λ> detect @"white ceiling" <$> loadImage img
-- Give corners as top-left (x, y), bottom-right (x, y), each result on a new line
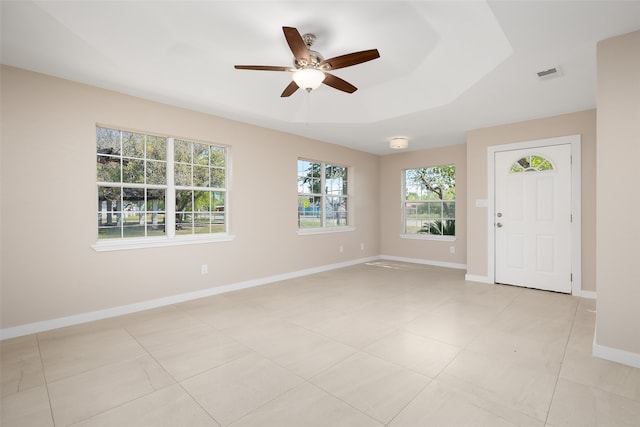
top-left (2, 1), bottom-right (639, 155)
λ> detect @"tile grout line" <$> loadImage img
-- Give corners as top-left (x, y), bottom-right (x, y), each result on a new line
top-left (123, 325), bottom-right (225, 427)
top-left (34, 333), bottom-right (56, 426)
top-left (543, 296), bottom-right (581, 425)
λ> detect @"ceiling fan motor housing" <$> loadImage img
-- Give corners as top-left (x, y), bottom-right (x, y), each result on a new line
top-left (295, 50), bottom-right (324, 69)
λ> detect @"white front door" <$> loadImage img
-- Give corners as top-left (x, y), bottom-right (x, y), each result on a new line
top-left (495, 144), bottom-right (572, 293)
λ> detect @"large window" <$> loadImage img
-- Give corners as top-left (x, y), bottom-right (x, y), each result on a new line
top-left (403, 165), bottom-right (455, 237)
top-left (96, 126), bottom-right (227, 247)
top-left (297, 159), bottom-right (349, 230)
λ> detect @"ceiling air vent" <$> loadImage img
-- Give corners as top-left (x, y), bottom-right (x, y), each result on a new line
top-left (536, 66), bottom-right (562, 80)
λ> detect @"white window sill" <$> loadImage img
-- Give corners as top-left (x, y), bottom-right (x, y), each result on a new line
top-left (401, 234), bottom-right (456, 242)
top-left (92, 234), bottom-right (236, 252)
top-left (297, 226), bottom-right (355, 236)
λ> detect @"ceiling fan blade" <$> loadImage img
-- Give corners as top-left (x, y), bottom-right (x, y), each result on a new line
top-left (281, 80), bottom-right (299, 97)
top-left (283, 26), bottom-right (311, 62)
top-left (322, 73), bottom-right (357, 93)
top-left (320, 49), bottom-right (380, 70)
top-left (234, 65), bottom-right (294, 72)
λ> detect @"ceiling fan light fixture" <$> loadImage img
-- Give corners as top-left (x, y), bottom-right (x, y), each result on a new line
top-left (390, 137), bottom-right (409, 150)
top-left (292, 68), bottom-right (325, 92)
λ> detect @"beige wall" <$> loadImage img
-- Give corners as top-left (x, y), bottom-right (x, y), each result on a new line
top-left (0, 66), bottom-right (380, 330)
top-left (595, 30), bottom-right (640, 356)
top-left (465, 110), bottom-right (597, 292)
top-left (379, 144), bottom-right (467, 266)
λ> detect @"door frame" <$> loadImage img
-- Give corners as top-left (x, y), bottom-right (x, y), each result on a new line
top-left (486, 135), bottom-right (581, 295)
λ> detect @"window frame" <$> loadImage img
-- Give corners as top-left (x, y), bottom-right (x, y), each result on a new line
top-left (297, 158), bottom-right (354, 235)
top-left (401, 165), bottom-right (456, 242)
top-left (93, 126), bottom-right (234, 252)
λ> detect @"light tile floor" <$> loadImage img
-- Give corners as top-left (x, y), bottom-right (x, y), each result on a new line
top-left (2, 261), bottom-right (640, 426)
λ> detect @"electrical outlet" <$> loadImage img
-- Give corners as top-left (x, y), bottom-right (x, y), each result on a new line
top-left (201, 264), bottom-right (208, 274)
top-left (360, 243), bottom-right (364, 250)
top-left (339, 245), bottom-right (344, 253)
top-left (449, 246), bottom-right (455, 254)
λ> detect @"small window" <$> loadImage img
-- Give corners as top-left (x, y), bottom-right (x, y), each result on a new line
top-left (298, 159), bottom-right (349, 230)
top-left (96, 126), bottom-right (228, 246)
top-left (510, 155), bottom-right (554, 173)
top-left (403, 166), bottom-right (455, 237)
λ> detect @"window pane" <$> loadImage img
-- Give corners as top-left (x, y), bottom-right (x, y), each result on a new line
top-left (193, 165), bottom-right (209, 187)
top-left (211, 168), bottom-right (225, 188)
top-left (145, 188), bottom-right (165, 236)
top-left (298, 160), bottom-right (320, 194)
top-left (97, 126), bottom-right (118, 145)
top-left (176, 212), bottom-right (193, 235)
top-left (212, 192), bottom-right (225, 232)
top-left (212, 192), bottom-right (225, 211)
top-left (193, 143), bottom-right (210, 166)
top-left (98, 217), bottom-right (121, 239)
top-left (325, 165), bottom-right (347, 196)
top-left (122, 221), bottom-right (144, 238)
top-left (210, 147), bottom-right (225, 167)
top-left (298, 195), bottom-right (321, 228)
top-left (176, 190), bottom-right (193, 212)
top-left (326, 176), bottom-right (341, 195)
top-left (123, 159), bottom-right (144, 183)
top-left (97, 158), bottom-right (121, 182)
top-left (122, 132), bottom-right (145, 158)
top-left (404, 203), bottom-right (426, 234)
top-left (146, 135), bottom-right (166, 161)
top-left (311, 178), bottom-right (321, 194)
top-left (539, 160), bottom-right (553, 171)
top-left (298, 177), bottom-right (312, 194)
top-left (309, 161), bottom-right (321, 178)
top-left (444, 201), bottom-right (455, 219)
top-left (510, 163), bottom-right (524, 173)
top-left (174, 163), bottom-right (191, 186)
top-left (145, 212), bottom-right (165, 236)
top-left (174, 139), bottom-right (191, 163)
top-left (530, 155), bottom-right (544, 169)
top-left (146, 160), bottom-right (166, 185)
top-left (123, 187), bottom-right (144, 206)
top-left (443, 220), bottom-right (455, 236)
top-left (146, 189), bottom-right (165, 211)
top-left (326, 197), bottom-right (348, 227)
top-left (98, 186), bottom-right (120, 239)
top-left (194, 191), bottom-right (212, 212)
top-left (193, 191), bottom-right (212, 233)
top-left (429, 202), bottom-right (442, 218)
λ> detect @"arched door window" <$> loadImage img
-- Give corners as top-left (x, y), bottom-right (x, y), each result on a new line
top-left (509, 155), bottom-right (555, 173)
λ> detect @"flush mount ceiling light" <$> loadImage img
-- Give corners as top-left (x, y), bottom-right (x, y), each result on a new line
top-left (389, 137), bottom-right (409, 149)
top-left (292, 67), bottom-right (326, 92)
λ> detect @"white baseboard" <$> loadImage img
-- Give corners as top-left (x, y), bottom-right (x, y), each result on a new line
top-left (464, 274), bottom-right (493, 284)
top-left (379, 255), bottom-right (466, 270)
top-left (593, 333), bottom-right (640, 369)
top-left (0, 256), bottom-right (379, 340)
top-left (578, 290), bottom-right (597, 299)
top-left (461, 275), bottom-right (598, 298)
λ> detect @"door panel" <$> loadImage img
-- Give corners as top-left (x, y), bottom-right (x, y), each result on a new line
top-left (495, 144), bottom-right (571, 293)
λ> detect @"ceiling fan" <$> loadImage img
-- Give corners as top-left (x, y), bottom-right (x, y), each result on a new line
top-left (234, 26), bottom-right (380, 97)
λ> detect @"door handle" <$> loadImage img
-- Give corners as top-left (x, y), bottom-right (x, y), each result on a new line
top-left (496, 223), bottom-right (503, 228)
